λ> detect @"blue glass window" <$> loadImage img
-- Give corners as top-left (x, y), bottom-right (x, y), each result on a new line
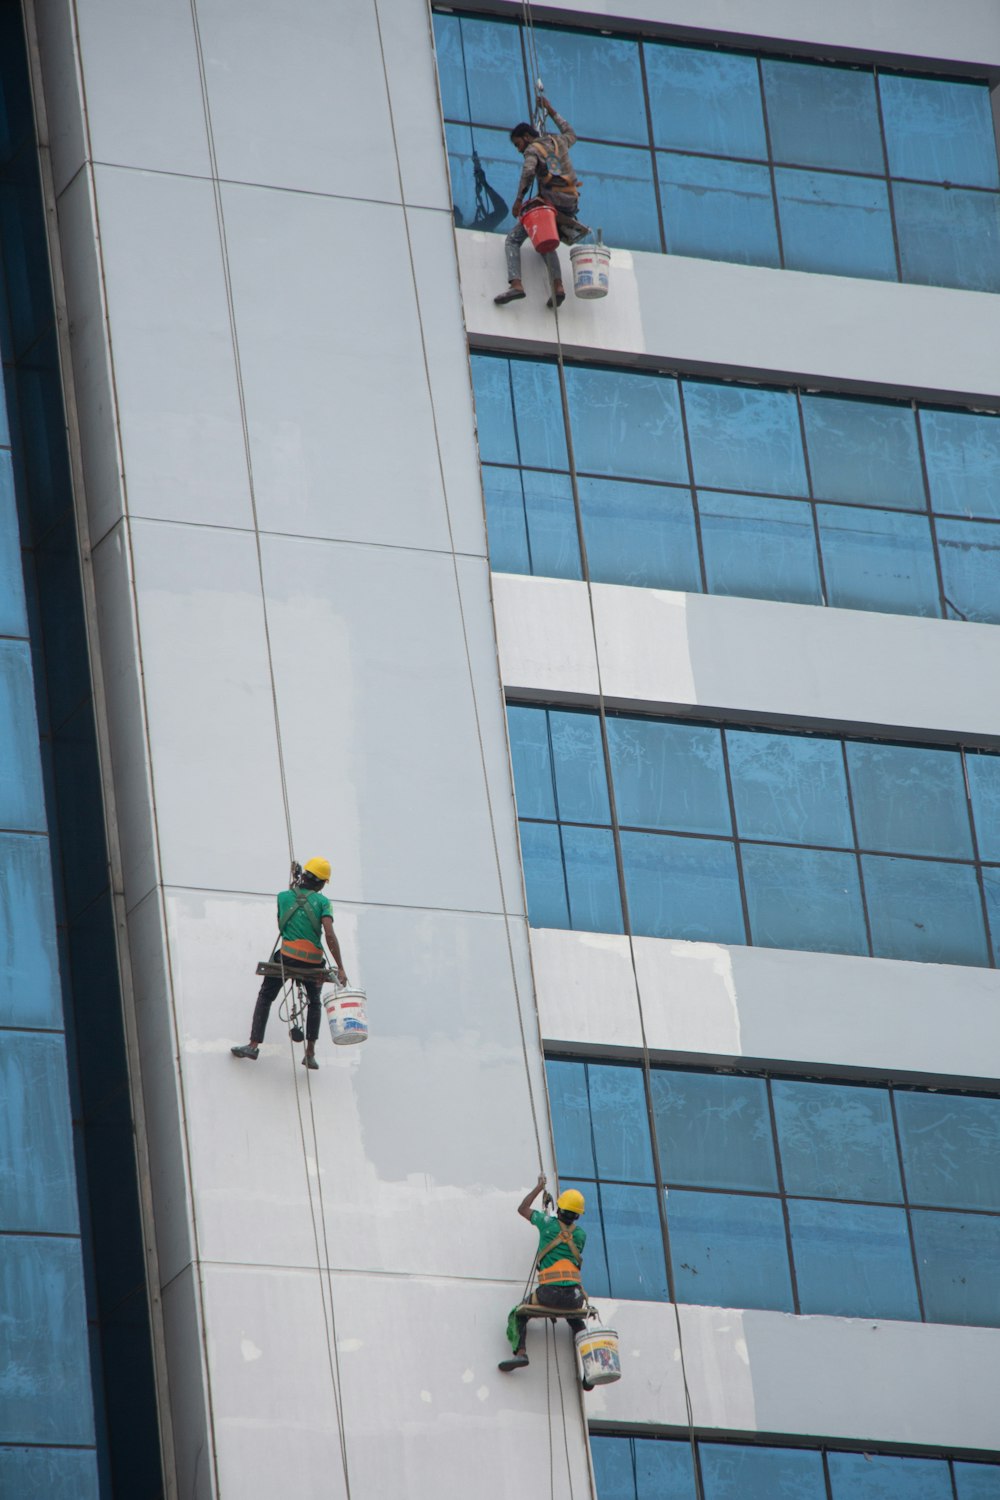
top-left (742, 844), bottom-right (866, 956)
top-left (565, 367), bottom-right (687, 484)
top-left (967, 754), bottom-right (1000, 862)
top-left (789, 1199), bottom-right (920, 1319)
top-left (763, 60), bottom-right (883, 174)
top-left (0, 1450), bottom-right (99, 1500)
top-left (776, 168), bottom-right (897, 281)
top-left (0, 1034), bottom-right (79, 1234)
top-left (509, 360), bottom-right (568, 470)
top-left (0, 832), bottom-right (62, 1030)
top-left (561, 825), bottom-right (623, 933)
top-left (569, 140), bottom-right (662, 253)
top-left (606, 719), bottom-right (730, 835)
top-left (727, 730), bottom-right (852, 846)
top-left (518, 821), bottom-right (569, 928)
top-left (667, 1189), bottom-right (793, 1311)
top-left (591, 1183), bottom-right (667, 1300)
top-left (863, 855), bottom-right (988, 967)
top-left (482, 467), bottom-right (580, 578)
top-left (433, 14), bottom-right (527, 129)
top-left (547, 1059), bottom-right (596, 1179)
top-left (698, 491), bottom-right (822, 606)
top-left (444, 123), bottom-right (518, 235)
top-left (879, 74), bottom-right (1000, 189)
top-left (549, 709), bottom-right (609, 823)
top-left (470, 353), bottom-right (517, 465)
top-left (683, 382), bottom-right (807, 495)
top-left (847, 742), bottom-right (972, 858)
top-left (818, 506), bottom-right (940, 618)
top-left (921, 408), bottom-right (1000, 520)
top-left (0, 1237), bottom-right (95, 1444)
top-left (895, 1092), bottom-right (1000, 1212)
top-left (659, 154), bottom-right (779, 267)
top-left (984, 869), bottom-right (1000, 968)
top-left (911, 1210), bottom-right (1000, 1327)
top-left (620, 831), bottom-right (745, 944)
top-left (588, 1063), bottom-right (654, 1182)
top-left (507, 705), bottom-right (556, 819)
top-left (894, 182), bottom-right (1000, 294)
top-left (956, 1463), bottom-right (1000, 1500)
top-left (533, 27), bottom-right (646, 144)
top-left (772, 1080), bottom-right (902, 1201)
top-left (801, 395), bottom-right (923, 508)
top-left (651, 1071), bottom-right (777, 1192)
top-left (0, 452), bottom-right (27, 636)
top-left (828, 1452), bottom-right (955, 1500)
top-left (0, 640), bottom-right (46, 832)
top-left (700, 1443), bottom-right (825, 1500)
top-left (579, 478), bottom-right (701, 591)
top-left (936, 519), bottom-right (1000, 624)
top-left (646, 44), bottom-right (767, 159)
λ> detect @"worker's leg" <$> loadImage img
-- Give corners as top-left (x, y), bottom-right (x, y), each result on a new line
top-left (302, 978), bottom-right (324, 1069)
top-left (495, 224), bottom-right (528, 304)
top-left (543, 250), bottom-right (565, 307)
top-left (498, 1309), bottom-right (531, 1370)
top-left (249, 975), bottom-right (281, 1043)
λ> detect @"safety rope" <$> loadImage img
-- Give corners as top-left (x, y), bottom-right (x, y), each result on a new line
top-left (186, 4), bottom-right (353, 1493)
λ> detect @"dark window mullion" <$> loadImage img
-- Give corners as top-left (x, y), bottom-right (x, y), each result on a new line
top-left (675, 378), bottom-right (709, 594)
top-left (913, 403), bottom-right (953, 622)
top-left (839, 740), bottom-right (875, 957)
top-left (887, 1085), bottom-right (928, 1322)
top-left (795, 389), bottom-right (830, 606)
top-left (821, 1449), bottom-right (835, 1500)
top-left (718, 728), bottom-right (754, 946)
top-left (959, 746), bottom-right (997, 970)
top-left (765, 1077), bottom-right (802, 1314)
top-left (873, 68), bottom-right (905, 284)
top-left (755, 56), bottom-right (786, 268)
top-left (637, 41), bottom-right (669, 255)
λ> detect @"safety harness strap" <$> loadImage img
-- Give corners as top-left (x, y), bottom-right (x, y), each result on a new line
top-left (278, 890), bottom-right (323, 940)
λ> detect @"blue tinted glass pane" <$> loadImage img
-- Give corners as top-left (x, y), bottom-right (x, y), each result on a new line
top-left (699, 491), bottom-right (822, 606)
top-left (651, 1070), bottom-right (778, 1191)
top-left (0, 1449), bottom-right (99, 1500)
top-left (658, 154), bottom-right (780, 268)
top-left (622, 832), bottom-right (745, 943)
top-left (789, 1199), bottom-right (919, 1319)
top-left (817, 505), bottom-right (940, 618)
top-left (829, 1451), bottom-right (954, 1500)
top-left (848, 743), bottom-right (971, 858)
top-left (880, 74), bottom-right (999, 189)
top-left (701, 1443), bottom-right (825, 1500)
top-left (589, 1063), bottom-right (654, 1182)
top-left (742, 844), bottom-right (867, 956)
top-left (956, 1463), bottom-right (1000, 1500)
top-left (607, 719), bottom-right (730, 835)
top-left (483, 468), bottom-right (580, 580)
top-left (471, 355), bottom-right (517, 465)
top-left (577, 1183), bottom-right (611, 1297)
top-left (569, 141), bottom-right (662, 254)
top-left (0, 833), bottom-right (61, 1030)
top-left (633, 1438), bottom-right (697, 1500)
top-left (912, 1209), bottom-right (1000, 1326)
top-left (763, 60), bottom-right (882, 173)
top-left (546, 1059), bottom-right (595, 1178)
top-left (683, 382), bottom-right (807, 494)
top-left (937, 519), bottom-right (1000, 624)
top-left (580, 478), bottom-right (702, 591)
top-left (893, 183), bottom-right (1000, 294)
top-left (519, 821), bottom-right (569, 927)
top-left (727, 729), bottom-right (852, 846)
top-left (600, 1183), bottom-right (669, 1300)
top-left (510, 360), bottom-right (569, 470)
top-left (646, 44), bottom-right (766, 158)
top-left (590, 1436), bottom-right (636, 1500)
top-left (985, 868), bottom-right (1000, 967)
top-left (776, 169), bottom-right (897, 281)
top-left (507, 705), bottom-right (555, 818)
top-left (0, 1236), bottom-right (94, 1443)
top-left (0, 452), bottom-right (27, 635)
top-left (862, 855), bottom-right (988, 966)
top-left (773, 1080), bottom-right (901, 1201)
top-left (565, 367), bottom-right (687, 484)
top-left (896, 1091), bottom-right (1000, 1212)
top-left (967, 754), bottom-right (1000, 861)
top-left (433, 14), bottom-right (527, 126)
top-left (921, 408), bottom-right (1000, 520)
top-left (533, 27), bottom-right (646, 143)
top-left (562, 825), bottom-right (623, 933)
top-left (482, 467), bottom-right (529, 574)
top-left (801, 394), bottom-right (922, 508)
top-left (445, 123), bottom-right (518, 236)
top-left (0, 640), bottom-right (46, 830)
top-left (549, 710), bottom-right (609, 823)
top-left (667, 1190), bottom-right (793, 1311)
top-left (0, 1034), bottom-right (78, 1233)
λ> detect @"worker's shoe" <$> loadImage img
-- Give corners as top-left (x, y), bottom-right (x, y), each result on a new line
top-left (494, 280), bottom-right (526, 305)
top-left (546, 280), bottom-right (566, 309)
top-left (581, 1378), bottom-right (594, 1392)
top-left (498, 1352), bottom-right (529, 1372)
top-left (302, 1051), bottom-right (319, 1070)
top-left (231, 1044), bottom-right (260, 1061)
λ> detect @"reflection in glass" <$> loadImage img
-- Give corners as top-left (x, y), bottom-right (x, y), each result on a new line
top-left (659, 154), bottom-right (780, 267)
top-left (0, 641), bottom-right (47, 831)
top-left (445, 123), bottom-right (519, 236)
top-left (968, 753), bottom-right (1000, 862)
top-left (518, 821), bottom-right (569, 928)
top-left (600, 1183), bottom-right (668, 1300)
top-left (509, 359), bottom-right (570, 470)
top-left (828, 1451), bottom-right (955, 1500)
top-left (666, 1189), bottom-right (793, 1311)
top-left (580, 477), bottom-right (702, 591)
top-left (847, 742), bottom-right (971, 858)
top-left (589, 1062), bottom-right (655, 1182)
top-left (700, 1442), bottom-right (825, 1500)
top-left (985, 869), bottom-right (1000, 967)
top-left (698, 491), bottom-right (822, 606)
top-left (507, 705), bottom-right (556, 819)
top-left (911, 1209), bottom-right (1000, 1327)
top-left (895, 1091), bottom-right (1000, 1212)
top-left (879, 74), bottom-right (1000, 190)
top-left (549, 709), bottom-right (610, 824)
top-left (470, 354), bottom-right (517, 465)
top-left (546, 1059), bottom-right (596, 1179)
top-left (566, 367), bottom-right (687, 483)
top-left (621, 832), bottom-right (745, 943)
top-left (955, 1462), bottom-right (1000, 1500)
top-left (920, 407), bottom-right (1000, 521)
top-left (862, 855), bottom-right (988, 966)
top-left (482, 467), bottom-right (580, 579)
top-left (651, 1070), bottom-right (778, 1192)
top-left (817, 505), bottom-right (940, 618)
top-left (773, 1079), bottom-right (902, 1201)
top-left (801, 394), bottom-right (922, 508)
top-left (893, 183), bottom-right (1000, 295)
top-left (569, 140), bottom-right (662, 254)
top-left (533, 26), bottom-right (646, 143)
top-left (763, 59), bottom-right (882, 173)
top-left (776, 167), bottom-right (897, 281)
top-left (683, 381), bottom-right (807, 494)
top-left (607, 719), bottom-right (730, 835)
top-left (562, 825), bottom-right (623, 933)
top-left (742, 843), bottom-right (867, 956)
top-left (433, 13), bottom-right (527, 128)
top-left (789, 1199), bottom-right (919, 1319)
top-left (646, 43), bottom-right (767, 159)
top-left (727, 729), bottom-right (852, 846)
top-left (937, 519), bottom-right (1000, 624)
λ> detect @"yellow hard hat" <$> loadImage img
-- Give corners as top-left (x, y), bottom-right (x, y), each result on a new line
top-left (557, 1189), bottom-right (585, 1215)
top-left (303, 856), bottom-right (331, 882)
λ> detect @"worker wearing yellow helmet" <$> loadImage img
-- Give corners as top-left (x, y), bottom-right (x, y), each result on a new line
top-left (232, 858), bottom-right (347, 1070)
top-left (499, 1174), bottom-right (588, 1374)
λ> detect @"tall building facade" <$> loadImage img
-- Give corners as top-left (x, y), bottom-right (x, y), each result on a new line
top-left (6, 0), bottom-right (1000, 1495)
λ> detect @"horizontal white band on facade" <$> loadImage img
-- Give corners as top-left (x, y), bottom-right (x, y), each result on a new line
top-left (457, 230), bottom-right (1000, 408)
top-left (586, 1297), bottom-right (1000, 1451)
top-left (493, 573), bottom-right (1000, 744)
top-left (532, 926), bottom-right (1000, 1082)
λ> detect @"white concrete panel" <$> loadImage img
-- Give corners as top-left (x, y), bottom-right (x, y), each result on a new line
top-left (160, 1264), bottom-right (215, 1500)
top-left (534, 927), bottom-right (1000, 1081)
top-left (33, 0), bottom-right (87, 199)
top-left (495, 575), bottom-right (1000, 741)
top-left (69, 0), bottom-right (211, 177)
top-left (127, 519), bottom-right (290, 895)
top-left (90, 166), bottom-right (252, 532)
top-left (202, 1264), bottom-right (592, 1500)
top-left (90, 524), bottom-right (159, 914)
top-left (261, 533), bottom-right (521, 914)
top-left (165, 889), bottom-right (550, 1278)
top-left (591, 1300), bottom-right (1000, 1453)
top-left (374, 0), bottom-right (454, 212)
top-left (536, 0), bottom-right (1000, 68)
top-left (458, 232), bottom-right (1000, 405)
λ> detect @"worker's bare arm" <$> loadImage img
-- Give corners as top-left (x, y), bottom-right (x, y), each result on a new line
top-left (322, 915), bottom-right (348, 985)
top-left (517, 1173), bottom-right (547, 1220)
top-left (539, 96), bottom-right (576, 145)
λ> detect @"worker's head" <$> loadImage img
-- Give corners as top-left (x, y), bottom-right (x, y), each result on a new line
top-left (510, 122), bottom-right (538, 153)
top-left (301, 855), bottom-right (331, 890)
top-left (556, 1188), bottom-right (585, 1224)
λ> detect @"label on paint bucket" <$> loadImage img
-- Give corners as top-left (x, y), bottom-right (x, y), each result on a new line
top-left (324, 988), bottom-right (369, 1046)
top-left (575, 1326), bottom-right (622, 1385)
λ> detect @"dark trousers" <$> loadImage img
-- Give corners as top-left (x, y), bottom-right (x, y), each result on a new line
top-left (250, 963), bottom-right (324, 1044)
top-left (515, 1284), bottom-right (586, 1350)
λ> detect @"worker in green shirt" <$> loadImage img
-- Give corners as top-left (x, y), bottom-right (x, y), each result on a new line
top-left (231, 857), bottom-right (347, 1070)
top-left (499, 1174), bottom-right (588, 1372)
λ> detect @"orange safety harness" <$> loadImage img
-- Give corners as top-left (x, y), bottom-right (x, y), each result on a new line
top-left (537, 1222), bottom-right (584, 1285)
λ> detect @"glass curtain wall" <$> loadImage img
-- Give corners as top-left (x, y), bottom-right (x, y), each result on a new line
top-left (435, 10), bottom-right (1000, 292)
top-left (473, 352), bottom-right (1000, 625)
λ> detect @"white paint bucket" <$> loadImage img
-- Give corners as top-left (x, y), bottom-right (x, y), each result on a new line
top-left (570, 242), bottom-right (610, 299)
top-left (574, 1326), bottom-right (621, 1385)
top-left (324, 986), bottom-right (369, 1046)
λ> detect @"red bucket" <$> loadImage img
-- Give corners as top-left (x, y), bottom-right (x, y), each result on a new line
top-left (521, 203), bottom-right (559, 256)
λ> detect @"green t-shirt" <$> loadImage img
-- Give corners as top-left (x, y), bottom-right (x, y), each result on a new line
top-left (531, 1209), bottom-right (586, 1285)
top-left (276, 888), bottom-right (332, 961)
